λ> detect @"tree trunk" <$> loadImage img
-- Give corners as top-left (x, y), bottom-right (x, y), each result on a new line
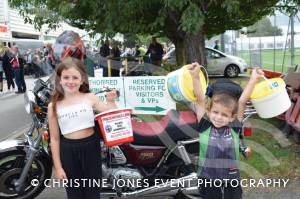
top-left (174, 31), bottom-right (207, 67)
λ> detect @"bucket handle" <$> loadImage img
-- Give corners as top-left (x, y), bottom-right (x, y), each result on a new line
top-left (200, 66), bottom-right (209, 86)
top-left (262, 75), bottom-right (278, 90)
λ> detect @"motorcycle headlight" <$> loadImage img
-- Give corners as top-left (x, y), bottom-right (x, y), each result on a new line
top-left (37, 89), bottom-right (51, 104)
top-left (24, 91), bottom-right (36, 114)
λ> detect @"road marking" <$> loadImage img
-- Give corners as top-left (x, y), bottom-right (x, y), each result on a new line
top-left (0, 123), bottom-right (31, 142)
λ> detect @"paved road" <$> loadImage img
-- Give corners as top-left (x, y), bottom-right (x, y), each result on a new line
top-left (0, 78), bottom-right (36, 141)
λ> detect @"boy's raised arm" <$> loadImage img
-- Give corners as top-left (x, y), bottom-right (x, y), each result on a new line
top-left (189, 63), bottom-right (206, 122)
top-left (238, 67), bottom-right (264, 121)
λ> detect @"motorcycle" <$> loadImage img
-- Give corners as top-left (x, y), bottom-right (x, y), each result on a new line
top-left (0, 77), bottom-right (254, 199)
top-left (0, 78), bottom-right (52, 198)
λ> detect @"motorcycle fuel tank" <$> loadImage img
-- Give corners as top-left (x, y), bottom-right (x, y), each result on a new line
top-left (120, 144), bottom-right (166, 166)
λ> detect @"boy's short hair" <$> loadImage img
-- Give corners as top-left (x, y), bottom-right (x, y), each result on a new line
top-left (209, 91), bottom-right (238, 114)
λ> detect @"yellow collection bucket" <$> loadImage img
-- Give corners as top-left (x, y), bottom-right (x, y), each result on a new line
top-left (250, 78), bottom-right (291, 118)
top-left (166, 65), bottom-right (208, 103)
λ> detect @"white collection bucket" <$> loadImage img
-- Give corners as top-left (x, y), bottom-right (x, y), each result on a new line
top-left (251, 78), bottom-right (291, 118)
top-left (95, 109), bottom-right (133, 147)
top-left (166, 65), bottom-right (208, 103)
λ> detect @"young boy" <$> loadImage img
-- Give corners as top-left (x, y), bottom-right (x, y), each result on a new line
top-left (189, 63), bottom-right (264, 199)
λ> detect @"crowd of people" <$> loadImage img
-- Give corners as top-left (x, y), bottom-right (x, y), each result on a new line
top-left (0, 42), bottom-right (56, 95)
top-left (0, 35), bottom-right (175, 95)
top-left (0, 44), bottom-right (25, 95)
top-left (98, 36), bottom-right (174, 76)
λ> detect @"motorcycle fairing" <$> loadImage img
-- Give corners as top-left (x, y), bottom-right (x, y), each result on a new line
top-left (0, 139), bottom-right (26, 153)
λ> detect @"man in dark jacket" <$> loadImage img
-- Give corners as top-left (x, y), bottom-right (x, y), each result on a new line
top-left (99, 40), bottom-right (110, 77)
top-left (107, 43), bottom-right (121, 77)
top-left (145, 37), bottom-right (164, 66)
top-left (11, 46), bottom-right (26, 94)
top-left (100, 40), bottom-right (110, 58)
top-left (1, 47), bottom-right (15, 92)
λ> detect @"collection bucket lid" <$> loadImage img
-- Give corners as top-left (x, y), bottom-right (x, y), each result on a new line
top-left (250, 78), bottom-right (285, 100)
top-left (95, 108), bottom-right (132, 118)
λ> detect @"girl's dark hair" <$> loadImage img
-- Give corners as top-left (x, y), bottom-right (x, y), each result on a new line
top-left (51, 57), bottom-right (90, 115)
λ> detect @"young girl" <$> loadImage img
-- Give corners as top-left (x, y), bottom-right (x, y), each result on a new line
top-left (48, 57), bottom-right (118, 199)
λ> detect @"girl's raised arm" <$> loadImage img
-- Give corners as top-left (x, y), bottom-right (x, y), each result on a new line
top-left (90, 91), bottom-right (118, 113)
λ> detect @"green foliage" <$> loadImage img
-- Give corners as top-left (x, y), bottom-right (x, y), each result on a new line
top-left (137, 35), bottom-right (153, 46)
top-left (276, 0), bottom-right (300, 15)
top-left (179, 3), bottom-right (204, 35)
top-left (247, 17), bottom-right (283, 37)
top-left (10, 0), bottom-right (300, 64)
top-left (123, 34), bottom-right (139, 48)
top-left (221, 0), bottom-right (240, 14)
top-left (8, 0), bottom-right (283, 38)
top-left (8, 0), bottom-right (62, 31)
top-left (165, 0), bottom-right (188, 10)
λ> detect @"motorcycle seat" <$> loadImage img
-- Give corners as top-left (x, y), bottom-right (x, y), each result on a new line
top-left (131, 110), bottom-right (199, 146)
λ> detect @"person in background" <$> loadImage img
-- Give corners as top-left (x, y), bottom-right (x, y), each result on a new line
top-left (190, 63), bottom-right (264, 199)
top-left (145, 36), bottom-right (164, 66)
top-left (107, 42), bottom-right (121, 77)
top-left (0, 48), bottom-right (3, 94)
top-left (213, 40), bottom-right (220, 50)
top-left (48, 57), bottom-right (118, 199)
top-left (100, 40), bottom-right (110, 58)
top-left (24, 49), bottom-right (33, 75)
top-left (45, 43), bottom-right (55, 69)
top-left (32, 49), bottom-right (43, 78)
top-left (11, 46), bottom-right (26, 94)
top-left (134, 45), bottom-right (141, 57)
top-left (99, 39), bottom-right (110, 77)
top-left (1, 47), bottom-right (15, 92)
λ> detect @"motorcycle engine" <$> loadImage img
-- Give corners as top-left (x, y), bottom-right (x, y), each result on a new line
top-left (101, 142), bottom-right (127, 165)
top-left (102, 163), bottom-right (144, 191)
top-left (101, 143), bottom-right (143, 184)
top-left (110, 167), bottom-right (143, 181)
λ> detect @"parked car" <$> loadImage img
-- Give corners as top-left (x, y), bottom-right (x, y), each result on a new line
top-left (163, 47), bottom-right (249, 77)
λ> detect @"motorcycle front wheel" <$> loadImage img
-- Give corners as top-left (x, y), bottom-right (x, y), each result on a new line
top-left (0, 149), bottom-right (52, 199)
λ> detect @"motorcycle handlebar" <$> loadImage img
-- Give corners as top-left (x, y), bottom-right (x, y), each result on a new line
top-left (95, 88), bottom-right (120, 97)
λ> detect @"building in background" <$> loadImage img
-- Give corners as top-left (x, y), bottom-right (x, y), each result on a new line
top-left (0, 0), bottom-right (91, 46)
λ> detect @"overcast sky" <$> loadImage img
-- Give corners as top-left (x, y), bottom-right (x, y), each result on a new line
top-left (269, 11), bottom-right (300, 34)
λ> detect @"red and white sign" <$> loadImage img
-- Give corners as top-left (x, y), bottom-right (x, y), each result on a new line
top-left (0, 25), bottom-right (8, 33)
top-left (95, 109), bottom-right (133, 147)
